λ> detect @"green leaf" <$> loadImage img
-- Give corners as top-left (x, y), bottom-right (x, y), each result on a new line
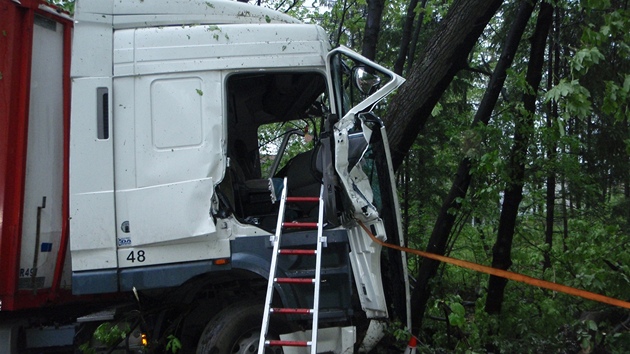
top-left (581, 337), bottom-right (591, 351)
top-left (448, 302), bottom-right (466, 327)
top-left (166, 335), bottom-right (182, 353)
top-left (571, 47), bottom-right (605, 74)
top-left (587, 320), bottom-right (598, 331)
top-left (431, 103), bottom-right (443, 117)
top-left (545, 79), bottom-right (574, 102)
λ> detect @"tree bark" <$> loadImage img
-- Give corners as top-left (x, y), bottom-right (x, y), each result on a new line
top-left (385, 0), bottom-right (504, 171)
top-left (362, 0), bottom-right (387, 61)
top-left (405, 0), bottom-right (427, 73)
top-left (407, 0), bottom-right (535, 334)
top-left (485, 1), bottom-right (553, 315)
top-left (393, 0), bottom-right (427, 75)
top-left (544, 5), bottom-right (560, 272)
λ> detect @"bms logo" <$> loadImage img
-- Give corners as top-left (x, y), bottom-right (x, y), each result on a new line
top-left (118, 237), bottom-right (132, 246)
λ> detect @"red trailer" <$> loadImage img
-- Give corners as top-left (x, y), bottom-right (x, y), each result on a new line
top-left (0, 0), bottom-right (73, 312)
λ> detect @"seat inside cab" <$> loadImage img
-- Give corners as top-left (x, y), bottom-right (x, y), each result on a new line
top-left (217, 71), bottom-right (328, 230)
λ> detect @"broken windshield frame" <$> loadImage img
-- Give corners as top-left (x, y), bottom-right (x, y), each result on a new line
top-left (326, 46), bottom-right (404, 119)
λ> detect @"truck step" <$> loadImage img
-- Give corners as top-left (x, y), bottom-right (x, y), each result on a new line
top-left (274, 277), bottom-right (315, 284)
top-left (270, 307), bottom-right (313, 314)
top-left (283, 222), bottom-right (318, 229)
top-left (286, 196), bottom-right (319, 203)
top-left (266, 340), bottom-right (311, 347)
top-left (278, 249), bottom-right (317, 255)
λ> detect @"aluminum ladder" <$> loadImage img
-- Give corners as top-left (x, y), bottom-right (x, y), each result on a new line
top-left (258, 177), bottom-right (325, 354)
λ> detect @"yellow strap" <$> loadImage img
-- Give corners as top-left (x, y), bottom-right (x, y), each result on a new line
top-left (357, 221), bottom-right (630, 310)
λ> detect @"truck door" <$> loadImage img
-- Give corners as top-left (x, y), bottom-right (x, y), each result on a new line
top-left (325, 47), bottom-right (412, 326)
top-left (112, 28), bottom-right (225, 267)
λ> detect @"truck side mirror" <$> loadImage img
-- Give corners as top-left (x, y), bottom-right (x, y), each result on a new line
top-left (353, 67), bottom-right (381, 95)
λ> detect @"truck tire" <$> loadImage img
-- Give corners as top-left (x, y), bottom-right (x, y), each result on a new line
top-left (196, 301), bottom-right (287, 354)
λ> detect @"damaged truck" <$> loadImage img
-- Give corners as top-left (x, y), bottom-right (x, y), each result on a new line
top-left (0, 0), bottom-right (410, 352)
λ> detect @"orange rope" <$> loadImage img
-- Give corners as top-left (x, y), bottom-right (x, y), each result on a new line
top-left (357, 221), bottom-right (630, 310)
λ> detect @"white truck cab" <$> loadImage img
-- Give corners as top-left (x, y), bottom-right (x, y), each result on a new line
top-left (24, 0), bottom-right (410, 352)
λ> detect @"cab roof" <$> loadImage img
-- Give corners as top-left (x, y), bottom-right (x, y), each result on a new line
top-left (75, 0), bottom-right (300, 29)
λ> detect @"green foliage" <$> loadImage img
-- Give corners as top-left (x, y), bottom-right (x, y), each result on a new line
top-left (78, 342), bottom-right (96, 354)
top-left (79, 322), bottom-right (132, 353)
top-left (257, 120), bottom-right (316, 177)
top-left (447, 301), bottom-right (465, 328)
top-left (46, 0), bottom-right (74, 14)
top-left (571, 47), bottom-right (605, 75)
top-left (166, 334), bottom-right (182, 353)
top-left (93, 322), bottom-right (131, 347)
top-left (545, 79), bottom-right (592, 118)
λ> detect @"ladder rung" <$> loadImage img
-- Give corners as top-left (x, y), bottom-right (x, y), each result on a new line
top-left (283, 222), bottom-right (318, 229)
top-left (266, 340), bottom-right (311, 347)
top-left (275, 277), bottom-right (315, 284)
top-left (278, 249), bottom-right (317, 255)
top-left (259, 179), bottom-right (324, 354)
top-left (286, 196), bottom-right (320, 203)
top-left (271, 307), bottom-right (313, 315)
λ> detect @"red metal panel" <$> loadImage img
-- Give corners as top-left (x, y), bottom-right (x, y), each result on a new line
top-left (49, 4), bottom-right (73, 303)
top-left (0, 0), bottom-right (73, 311)
top-left (0, 0), bottom-right (35, 312)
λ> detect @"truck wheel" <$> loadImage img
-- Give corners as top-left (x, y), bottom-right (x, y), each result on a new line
top-left (196, 301), bottom-right (287, 354)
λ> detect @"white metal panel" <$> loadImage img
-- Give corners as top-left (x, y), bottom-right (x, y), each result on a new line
top-left (115, 178), bottom-right (216, 246)
top-left (112, 37), bottom-right (224, 252)
top-left (279, 326), bottom-right (356, 354)
top-left (132, 74), bottom-right (224, 188)
top-left (113, 25), bottom-right (328, 77)
top-left (151, 78), bottom-right (204, 149)
top-left (116, 231), bottom-right (230, 268)
top-left (71, 12), bottom-right (113, 78)
top-left (19, 16), bottom-right (65, 289)
top-left (112, 29), bottom-right (134, 79)
top-left (346, 223), bottom-right (388, 319)
top-left (69, 76), bottom-right (117, 271)
top-left (325, 46), bottom-right (405, 119)
top-left (111, 76), bottom-right (135, 191)
top-left (74, 0), bottom-right (113, 17)
top-left (70, 1), bottom-right (117, 274)
top-left (75, 0), bottom-right (298, 30)
top-left (109, 0), bottom-right (299, 29)
top-left (70, 247), bottom-right (118, 271)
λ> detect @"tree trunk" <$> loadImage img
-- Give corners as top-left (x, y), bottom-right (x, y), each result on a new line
top-left (405, 0), bottom-right (427, 73)
top-left (544, 5), bottom-right (560, 272)
top-left (485, 1), bottom-right (553, 315)
top-left (408, 0), bottom-right (535, 334)
top-left (385, 0), bottom-right (504, 171)
top-left (362, 0), bottom-right (386, 61)
top-left (393, 0), bottom-right (427, 75)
